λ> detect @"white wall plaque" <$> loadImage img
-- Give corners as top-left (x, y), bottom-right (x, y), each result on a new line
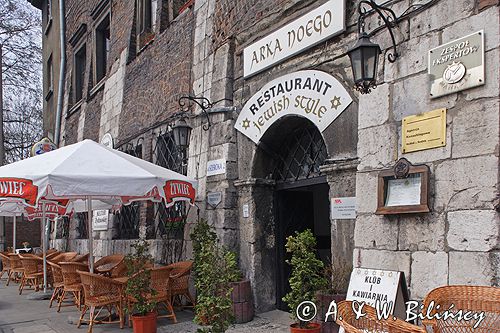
top-left (242, 204), bottom-right (249, 218)
top-left (207, 191), bottom-right (222, 208)
top-left (100, 133), bottom-right (114, 149)
top-left (428, 30), bottom-right (484, 98)
top-left (243, 0), bottom-right (345, 78)
top-left (207, 159), bottom-right (226, 176)
top-left (235, 70), bottom-right (352, 144)
top-left (92, 210), bottom-right (109, 231)
top-left (331, 197), bottom-right (356, 219)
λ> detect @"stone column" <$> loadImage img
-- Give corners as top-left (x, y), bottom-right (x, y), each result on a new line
top-left (235, 178), bottom-right (276, 313)
top-left (320, 158), bottom-right (359, 268)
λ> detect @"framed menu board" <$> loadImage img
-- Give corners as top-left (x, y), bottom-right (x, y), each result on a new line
top-left (376, 158), bottom-right (430, 215)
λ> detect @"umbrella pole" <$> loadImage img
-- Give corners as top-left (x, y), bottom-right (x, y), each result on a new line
top-left (12, 215), bottom-right (16, 252)
top-left (42, 202), bottom-right (48, 293)
top-left (87, 198), bottom-right (94, 273)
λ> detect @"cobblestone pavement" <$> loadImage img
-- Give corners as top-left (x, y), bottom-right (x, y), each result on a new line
top-left (0, 280), bottom-right (291, 333)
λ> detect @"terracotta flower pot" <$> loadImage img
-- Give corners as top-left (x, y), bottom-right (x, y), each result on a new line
top-left (290, 322), bottom-right (321, 333)
top-left (131, 312), bottom-right (157, 333)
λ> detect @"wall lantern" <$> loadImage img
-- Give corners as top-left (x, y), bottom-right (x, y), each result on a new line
top-left (171, 115), bottom-right (192, 150)
top-left (348, 0), bottom-right (400, 94)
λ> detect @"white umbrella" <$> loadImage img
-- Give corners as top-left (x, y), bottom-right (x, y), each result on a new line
top-left (0, 139), bottom-right (197, 278)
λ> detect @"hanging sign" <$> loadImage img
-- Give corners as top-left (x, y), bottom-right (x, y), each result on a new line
top-left (346, 268), bottom-right (410, 322)
top-left (92, 210), bottom-right (109, 231)
top-left (428, 30), bottom-right (484, 98)
top-left (207, 159), bottom-right (226, 176)
top-left (243, 0), bottom-right (345, 77)
top-left (31, 137), bottom-right (57, 156)
top-left (236, 70), bottom-right (352, 144)
top-left (331, 197), bottom-right (356, 219)
top-left (0, 178), bottom-right (38, 206)
top-left (100, 133), bottom-right (114, 149)
top-left (402, 108), bottom-right (446, 153)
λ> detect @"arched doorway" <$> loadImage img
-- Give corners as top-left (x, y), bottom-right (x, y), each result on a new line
top-left (253, 116), bottom-right (331, 310)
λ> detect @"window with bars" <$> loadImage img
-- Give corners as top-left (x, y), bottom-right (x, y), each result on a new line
top-left (75, 212), bottom-right (88, 239)
top-left (272, 125), bottom-right (327, 182)
top-left (151, 132), bottom-right (188, 244)
top-left (113, 141), bottom-right (143, 240)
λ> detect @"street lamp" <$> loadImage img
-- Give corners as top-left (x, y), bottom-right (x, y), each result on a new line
top-left (347, 0), bottom-right (400, 94)
top-left (171, 116), bottom-right (192, 150)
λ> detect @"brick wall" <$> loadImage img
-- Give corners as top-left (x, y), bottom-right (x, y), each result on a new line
top-left (4, 217), bottom-right (42, 249)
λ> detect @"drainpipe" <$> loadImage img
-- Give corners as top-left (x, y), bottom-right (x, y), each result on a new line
top-left (55, 0), bottom-right (66, 146)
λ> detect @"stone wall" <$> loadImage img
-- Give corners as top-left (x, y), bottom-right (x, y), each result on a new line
top-left (354, 0), bottom-right (500, 299)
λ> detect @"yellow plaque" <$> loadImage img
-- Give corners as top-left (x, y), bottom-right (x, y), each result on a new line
top-left (402, 109), bottom-right (446, 153)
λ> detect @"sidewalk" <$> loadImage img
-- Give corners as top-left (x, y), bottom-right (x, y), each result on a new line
top-left (0, 281), bottom-right (291, 333)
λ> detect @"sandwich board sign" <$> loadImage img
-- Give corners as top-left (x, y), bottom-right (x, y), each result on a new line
top-left (343, 267), bottom-right (410, 330)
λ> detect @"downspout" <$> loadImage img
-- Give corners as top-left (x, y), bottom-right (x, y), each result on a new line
top-left (55, 0), bottom-right (66, 146)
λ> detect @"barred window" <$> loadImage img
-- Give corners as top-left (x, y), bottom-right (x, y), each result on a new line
top-left (75, 213), bottom-right (88, 239)
top-left (113, 141), bottom-right (143, 240)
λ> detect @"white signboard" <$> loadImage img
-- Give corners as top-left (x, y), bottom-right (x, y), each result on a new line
top-left (244, 0), bottom-right (345, 77)
top-left (346, 268), bottom-right (410, 322)
top-left (207, 191), bottom-right (222, 208)
top-left (235, 70), bottom-right (352, 144)
top-left (207, 159), bottom-right (226, 176)
top-left (331, 197), bottom-right (356, 219)
top-left (92, 210), bottom-right (109, 231)
top-left (242, 204), bottom-right (250, 218)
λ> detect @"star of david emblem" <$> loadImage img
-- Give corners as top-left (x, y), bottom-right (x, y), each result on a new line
top-left (242, 118), bottom-right (250, 130)
top-left (331, 96), bottom-right (341, 110)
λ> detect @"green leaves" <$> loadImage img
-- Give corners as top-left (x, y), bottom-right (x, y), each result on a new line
top-left (125, 239), bottom-right (157, 316)
top-left (192, 219), bottom-right (238, 333)
top-left (282, 229), bottom-right (328, 327)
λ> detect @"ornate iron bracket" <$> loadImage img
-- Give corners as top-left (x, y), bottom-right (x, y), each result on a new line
top-left (178, 95), bottom-right (213, 131)
top-left (357, 0), bottom-right (399, 63)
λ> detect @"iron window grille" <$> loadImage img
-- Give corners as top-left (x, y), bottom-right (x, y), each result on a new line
top-left (151, 130), bottom-right (189, 252)
top-left (113, 140), bottom-right (143, 240)
top-left (272, 125), bottom-right (327, 182)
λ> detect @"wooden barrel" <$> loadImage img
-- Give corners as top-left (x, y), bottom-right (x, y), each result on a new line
top-left (231, 280), bottom-right (254, 324)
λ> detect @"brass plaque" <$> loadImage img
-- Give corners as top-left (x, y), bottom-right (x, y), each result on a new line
top-left (402, 109), bottom-right (446, 153)
top-left (428, 30), bottom-right (484, 98)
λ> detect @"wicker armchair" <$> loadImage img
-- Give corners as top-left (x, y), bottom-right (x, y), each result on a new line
top-left (48, 261), bottom-right (64, 308)
top-left (94, 254), bottom-right (125, 277)
top-left (77, 271), bottom-right (124, 333)
top-left (166, 260), bottom-right (195, 307)
top-left (0, 252), bottom-right (11, 281)
top-left (58, 262), bottom-right (89, 312)
top-left (422, 285), bottom-right (500, 333)
top-left (336, 301), bottom-right (426, 333)
top-left (50, 252), bottom-right (78, 264)
top-left (7, 253), bottom-right (24, 285)
top-left (71, 253), bottom-right (89, 264)
top-left (18, 254), bottom-right (44, 294)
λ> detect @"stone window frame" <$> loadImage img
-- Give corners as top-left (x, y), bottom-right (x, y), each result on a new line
top-left (68, 24), bottom-right (88, 114)
top-left (136, 0), bottom-right (158, 50)
top-left (90, 0), bottom-right (111, 94)
top-left (45, 53), bottom-right (54, 101)
top-left (43, 0), bottom-right (52, 35)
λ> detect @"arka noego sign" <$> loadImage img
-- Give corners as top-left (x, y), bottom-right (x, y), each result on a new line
top-left (243, 0), bottom-right (345, 78)
top-left (235, 70), bottom-right (352, 144)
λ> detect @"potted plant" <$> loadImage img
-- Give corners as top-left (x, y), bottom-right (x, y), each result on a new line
top-left (191, 219), bottom-right (235, 333)
top-left (225, 251), bottom-right (254, 324)
top-left (125, 239), bottom-right (158, 333)
top-left (283, 229), bottom-right (328, 333)
top-left (316, 258), bottom-right (352, 333)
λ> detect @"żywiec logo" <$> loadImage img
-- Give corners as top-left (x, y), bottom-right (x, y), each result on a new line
top-left (0, 178), bottom-right (38, 206)
top-left (163, 181), bottom-right (195, 204)
top-left (297, 300), bottom-right (487, 329)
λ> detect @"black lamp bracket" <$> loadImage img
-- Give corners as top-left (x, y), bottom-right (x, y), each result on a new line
top-left (357, 0), bottom-right (399, 63)
top-left (178, 95), bottom-right (233, 131)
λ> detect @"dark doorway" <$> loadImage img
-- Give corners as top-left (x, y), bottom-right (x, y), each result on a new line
top-left (275, 181), bottom-right (331, 311)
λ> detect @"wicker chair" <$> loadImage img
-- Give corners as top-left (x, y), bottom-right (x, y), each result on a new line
top-left (7, 253), bottom-right (24, 285)
top-left (421, 285), bottom-right (500, 333)
top-left (18, 254), bottom-right (44, 294)
top-left (126, 266), bottom-right (177, 326)
top-left (50, 252), bottom-right (78, 264)
top-left (77, 271), bottom-right (124, 333)
top-left (166, 261), bottom-right (195, 307)
top-left (48, 261), bottom-right (64, 308)
top-left (336, 301), bottom-right (426, 333)
top-left (58, 262), bottom-right (89, 312)
top-left (71, 253), bottom-right (89, 264)
top-left (0, 252), bottom-right (11, 282)
top-left (94, 254), bottom-right (125, 277)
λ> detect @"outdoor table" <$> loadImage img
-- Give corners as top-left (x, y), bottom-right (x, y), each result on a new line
top-left (15, 247), bottom-right (32, 254)
top-left (95, 262), bottom-right (121, 276)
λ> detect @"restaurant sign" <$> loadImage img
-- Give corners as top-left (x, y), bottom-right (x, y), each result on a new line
top-left (235, 70), bottom-right (352, 144)
top-left (243, 0), bottom-right (345, 78)
top-left (92, 210), bottom-right (109, 231)
top-left (428, 30), bottom-right (484, 98)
